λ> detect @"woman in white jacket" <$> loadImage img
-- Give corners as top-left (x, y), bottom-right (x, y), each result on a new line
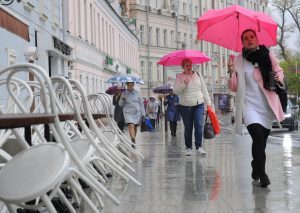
top-left (173, 58), bottom-right (212, 156)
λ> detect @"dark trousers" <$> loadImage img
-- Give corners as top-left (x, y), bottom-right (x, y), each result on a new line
top-left (247, 123), bottom-right (270, 178)
top-left (117, 121), bottom-right (125, 131)
top-left (170, 121), bottom-right (177, 136)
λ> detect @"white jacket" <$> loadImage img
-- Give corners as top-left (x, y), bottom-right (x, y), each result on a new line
top-left (173, 72), bottom-right (211, 107)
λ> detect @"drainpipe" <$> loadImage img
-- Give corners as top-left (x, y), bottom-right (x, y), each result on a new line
top-left (146, 0), bottom-right (151, 98)
top-left (190, 0), bottom-right (194, 49)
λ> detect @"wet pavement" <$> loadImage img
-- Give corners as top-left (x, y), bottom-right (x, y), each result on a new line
top-left (82, 114), bottom-right (300, 213)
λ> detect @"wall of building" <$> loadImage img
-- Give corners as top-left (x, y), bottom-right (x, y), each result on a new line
top-left (129, 0), bottom-right (268, 102)
top-left (65, 0), bottom-right (140, 94)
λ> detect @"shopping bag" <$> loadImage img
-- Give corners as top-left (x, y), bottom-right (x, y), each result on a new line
top-left (207, 107), bottom-right (221, 134)
top-left (145, 117), bottom-right (153, 130)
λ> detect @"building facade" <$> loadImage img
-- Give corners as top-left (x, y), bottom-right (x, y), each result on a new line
top-left (64, 0), bottom-right (140, 94)
top-left (128, 0), bottom-right (268, 109)
top-left (0, 0), bottom-right (71, 76)
top-left (0, 0), bottom-right (71, 106)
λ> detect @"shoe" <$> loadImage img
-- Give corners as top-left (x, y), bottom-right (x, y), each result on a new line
top-left (251, 161), bottom-right (259, 181)
top-left (185, 148), bottom-right (192, 156)
top-left (260, 175), bottom-right (271, 187)
top-left (196, 147), bottom-right (206, 155)
top-left (132, 144), bottom-right (136, 149)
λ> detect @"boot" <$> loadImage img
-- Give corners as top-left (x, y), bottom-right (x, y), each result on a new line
top-left (173, 122), bottom-right (177, 137)
top-left (170, 122), bottom-right (175, 137)
top-left (131, 138), bottom-right (136, 149)
top-left (251, 160), bottom-right (259, 181)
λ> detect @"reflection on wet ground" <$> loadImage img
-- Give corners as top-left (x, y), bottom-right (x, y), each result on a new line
top-left (81, 116), bottom-right (300, 213)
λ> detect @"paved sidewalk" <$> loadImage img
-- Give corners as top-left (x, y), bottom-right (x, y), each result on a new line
top-left (83, 115), bottom-right (300, 213)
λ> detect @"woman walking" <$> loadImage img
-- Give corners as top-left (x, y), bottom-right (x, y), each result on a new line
top-left (112, 87), bottom-right (125, 132)
top-left (119, 81), bottom-right (145, 148)
top-left (173, 58), bottom-right (212, 156)
top-left (227, 29), bottom-right (285, 187)
top-left (164, 90), bottom-right (180, 137)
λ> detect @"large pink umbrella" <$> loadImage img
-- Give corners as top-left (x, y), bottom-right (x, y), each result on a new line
top-left (157, 49), bottom-right (211, 66)
top-left (197, 4), bottom-right (277, 52)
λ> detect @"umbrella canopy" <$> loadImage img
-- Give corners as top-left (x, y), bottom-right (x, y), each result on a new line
top-left (157, 49), bottom-right (211, 66)
top-left (105, 85), bottom-right (125, 95)
top-left (106, 75), bottom-right (145, 84)
top-left (197, 4), bottom-right (277, 52)
top-left (152, 84), bottom-right (173, 94)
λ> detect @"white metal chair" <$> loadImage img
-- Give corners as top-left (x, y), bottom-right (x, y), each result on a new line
top-left (52, 77), bottom-right (141, 186)
top-left (0, 64), bottom-right (121, 212)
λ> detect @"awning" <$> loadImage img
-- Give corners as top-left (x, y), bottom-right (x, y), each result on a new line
top-left (0, 7), bottom-right (30, 41)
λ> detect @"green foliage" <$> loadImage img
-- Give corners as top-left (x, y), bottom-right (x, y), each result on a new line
top-left (280, 58), bottom-right (300, 95)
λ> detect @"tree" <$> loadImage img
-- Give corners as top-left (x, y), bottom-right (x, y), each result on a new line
top-left (271, 0), bottom-right (294, 60)
top-left (280, 58), bottom-right (300, 96)
top-left (286, 0), bottom-right (300, 34)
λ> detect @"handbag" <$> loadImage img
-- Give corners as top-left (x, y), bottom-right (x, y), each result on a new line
top-left (207, 107), bottom-right (221, 134)
top-left (140, 118), bottom-right (148, 132)
top-left (276, 83), bottom-right (287, 113)
top-left (203, 113), bottom-right (215, 139)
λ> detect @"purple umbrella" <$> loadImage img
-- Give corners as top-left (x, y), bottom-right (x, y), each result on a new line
top-left (105, 85), bottom-right (125, 95)
top-left (152, 84), bottom-right (173, 94)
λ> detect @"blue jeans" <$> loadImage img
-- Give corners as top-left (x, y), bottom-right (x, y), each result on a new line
top-left (179, 104), bottom-right (204, 149)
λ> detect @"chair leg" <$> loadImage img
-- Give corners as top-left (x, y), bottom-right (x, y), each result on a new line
top-left (6, 204), bottom-right (15, 213)
top-left (57, 188), bottom-right (77, 213)
top-left (68, 178), bottom-right (99, 213)
top-left (41, 194), bottom-right (57, 213)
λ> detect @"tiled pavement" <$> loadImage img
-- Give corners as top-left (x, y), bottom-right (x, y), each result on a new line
top-left (81, 115), bottom-right (300, 213)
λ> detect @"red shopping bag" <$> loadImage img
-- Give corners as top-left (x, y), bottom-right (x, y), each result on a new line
top-left (207, 107), bottom-right (221, 134)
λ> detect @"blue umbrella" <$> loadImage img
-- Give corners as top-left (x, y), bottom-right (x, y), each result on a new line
top-left (107, 75), bottom-right (145, 84)
top-left (152, 84), bottom-right (173, 94)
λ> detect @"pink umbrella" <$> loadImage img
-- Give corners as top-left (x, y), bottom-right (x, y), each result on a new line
top-left (157, 49), bottom-right (211, 66)
top-left (197, 4), bottom-right (277, 52)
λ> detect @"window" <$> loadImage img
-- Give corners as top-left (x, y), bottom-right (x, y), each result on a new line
top-left (183, 3), bottom-right (186, 15)
top-left (140, 25), bottom-right (144, 44)
top-left (156, 28), bottom-right (160, 46)
top-left (178, 32), bottom-right (181, 42)
top-left (140, 61), bottom-right (145, 79)
top-left (163, 29), bottom-right (167, 47)
top-left (90, 4), bottom-right (93, 43)
top-left (84, 0), bottom-right (88, 40)
top-left (157, 64), bottom-right (160, 82)
top-left (77, 0), bottom-right (81, 36)
top-left (149, 27), bottom-right (152, 45)
top-left (171, 30), bottom-right (174, 47)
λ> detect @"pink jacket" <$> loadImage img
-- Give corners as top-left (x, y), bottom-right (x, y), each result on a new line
top-left (228, 53), bottom-right (284, 133)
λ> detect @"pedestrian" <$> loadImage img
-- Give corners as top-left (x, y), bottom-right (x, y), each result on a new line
top-left (164, 90), bottom-right (180, 137)
top-left (173, 58), bottom-right (212, 156)
top-left (156, 102), bottom-right (161, 125)
top-left (119, 81), bottom-right (145, 148)
top-left (112, 85), bottom-right (125, 132)
top-left (146, 96), bottom-right (158, 129)
top-left (227, 29), bottom-right (285, 187)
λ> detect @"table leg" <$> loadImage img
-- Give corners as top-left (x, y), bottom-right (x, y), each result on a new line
top-left (25, 126), bottom-right (32, 146)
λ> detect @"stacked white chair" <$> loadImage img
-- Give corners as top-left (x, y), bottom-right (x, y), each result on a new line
top-left (88, 92), bottom-right (144, 159)
top-left (0, 64), bottom-right (120, 212)
top-left (51, 77), bottom-right (142, 186)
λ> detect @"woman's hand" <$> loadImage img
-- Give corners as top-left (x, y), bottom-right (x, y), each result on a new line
top-left (274, 73), bottom-right (283, 85)
top-left (227, 57), bottom-right (234, 74)
top-left (184, 78), bottom-right (190, 85)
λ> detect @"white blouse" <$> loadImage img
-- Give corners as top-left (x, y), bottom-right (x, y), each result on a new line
top-left (243, 61), bottom-right (275, 129)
